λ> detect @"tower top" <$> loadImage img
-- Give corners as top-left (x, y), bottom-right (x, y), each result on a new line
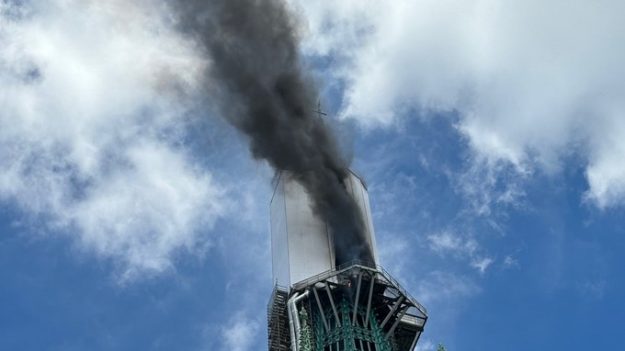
top-left (270, 170), bottom-right (379, 288)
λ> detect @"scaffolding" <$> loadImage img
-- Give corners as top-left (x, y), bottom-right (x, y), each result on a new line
top-left (268, 285), bottom-right (291, 351)
top-left (268, 263), bottom-right (427, 351)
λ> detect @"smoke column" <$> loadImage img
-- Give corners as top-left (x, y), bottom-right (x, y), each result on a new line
top-left (172, 0), bottom-right (373, 266)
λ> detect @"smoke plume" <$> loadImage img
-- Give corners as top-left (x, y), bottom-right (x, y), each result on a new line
top-left (172, 0), bottom-right (373, 266)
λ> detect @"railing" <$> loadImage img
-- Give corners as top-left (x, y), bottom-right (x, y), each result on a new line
top-left (267, 283), bottom-right (289, 311)
top-left (376, 265), bottom-right (428, 316)
top-left (267, 283), bottom-right (291, 351)
top-left (290, 260), bottom-right (428, 316)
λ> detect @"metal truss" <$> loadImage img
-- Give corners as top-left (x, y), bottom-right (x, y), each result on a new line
top-left (269, 263), bottom-right (427, 351)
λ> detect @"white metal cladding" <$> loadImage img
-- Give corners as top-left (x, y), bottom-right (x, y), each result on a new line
top-left (270, 170), bottom-right (378, 288)
top-left (270, 177), bottom-right (290, 287)
top-left (344, 171), bottom-right (379, 264)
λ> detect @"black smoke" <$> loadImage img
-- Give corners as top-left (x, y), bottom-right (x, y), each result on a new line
top-left (172, 0), bottom-right (373, 266)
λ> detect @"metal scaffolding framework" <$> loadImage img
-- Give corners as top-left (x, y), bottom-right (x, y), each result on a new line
top-left (268, 262), bottom-right (427, 351)
top-left (268, 285), bottom-right (291, 351)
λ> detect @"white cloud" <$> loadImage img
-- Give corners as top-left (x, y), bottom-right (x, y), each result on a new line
top-left (220, 313), bottom-right (260, 351)
top-left (0, 0), bottom-right (226, 279)
top-left (453, 156), bottom-right (527, 217)
top-left (427, 230), bottom-right (495, 274)
top-left (415, 339), bottom-right (435, 351)
top-left (578, 280), bottom-right (607, 299)
top-left (414, 271), bottom-right (480, 306)
top-left (294, 0), bottom-right (625, 208)
top-left (585, 114), bottom-right (625, 208)
top-left (427, 230), bottom-right (477, 256)
top-left (470, 257), bottom-right (493, 274)
top-left (68, 141), bottom-right (227, 280)
top-left (503, 255), bottom-right (519, 268)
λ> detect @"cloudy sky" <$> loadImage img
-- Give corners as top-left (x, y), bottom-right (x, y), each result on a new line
top-left (1, 0), bottom-right (625, 350)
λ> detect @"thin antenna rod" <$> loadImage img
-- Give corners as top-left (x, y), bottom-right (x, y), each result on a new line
top-left (314, 100), bottom-right (327, 119)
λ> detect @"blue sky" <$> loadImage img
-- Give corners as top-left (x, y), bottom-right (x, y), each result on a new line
top-left (2, 0), bottom-right (625, 350)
